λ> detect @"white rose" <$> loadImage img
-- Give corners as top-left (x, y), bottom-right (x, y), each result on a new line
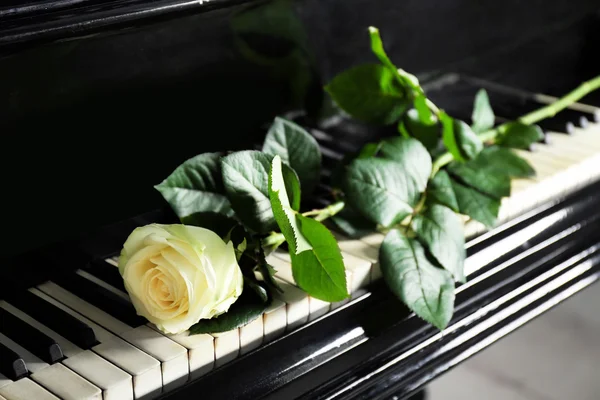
top-left (117, 223), bottom-right (244, 334)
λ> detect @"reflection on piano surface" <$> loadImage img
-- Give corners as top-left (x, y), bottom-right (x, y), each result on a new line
top-left (1, 0), bottom-right (600, 399)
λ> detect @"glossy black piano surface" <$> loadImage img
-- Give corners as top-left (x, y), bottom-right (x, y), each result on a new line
top-left (1, 0), bottom-right (600, 399)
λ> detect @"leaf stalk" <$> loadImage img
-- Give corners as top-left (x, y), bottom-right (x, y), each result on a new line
top-left (430, 74), bottom-right (600, 175)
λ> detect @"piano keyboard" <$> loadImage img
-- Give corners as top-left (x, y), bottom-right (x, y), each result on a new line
top-left (0, 88), bottom-right (599, 400)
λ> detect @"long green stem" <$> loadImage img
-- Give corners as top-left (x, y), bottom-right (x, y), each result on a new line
top-left (431, 74), bottom-right (600, 175)
top-left (312, 201), bottom-right (345, 222)
top-left (263, 201), bottom-right (346, 250)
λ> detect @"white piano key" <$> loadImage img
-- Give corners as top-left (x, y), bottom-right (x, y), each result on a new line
top-left (331, 232), bottom-right (379, 264)
top-left (341, 251), bottom-right (372, 296)
top-left (37, 282), bottom-right (189, 392)
top-left (105, 258), bottom-right (119, 267)
top-left (29, 288), bottom-right (162, 400)
top-left (268, 253), bottom-right (330, 320)
top-left (0, 301), bottom-right (134, 400)
top-left (120, 326), bottom-right (188, 392)
top-left (33, 363), bottom-right (102, 400)
top-left (271, 278), bottom-right (309, 331)
top-left (330, 231), bottom-right (384, 283)
top-left (79, 267), bottom-right (216, 382)
top-left (239, 316), bottom-right (264, 355)
top-left (159, 330), bottom-right (214, 380)
top-left (0, 375), bottom-right (10, 389)
top-left (212, 330), bottom-right (240, 368)
top-left (0, 378), bottom-right (59, 400)
top-left (358, 232), bottom-right (385, 249)
top-left (63, 351), bottom-right (133, 400)
top-left (0, 332), bottom-right (102, 400)
top-left (263, 299), bottom-right (287, 342)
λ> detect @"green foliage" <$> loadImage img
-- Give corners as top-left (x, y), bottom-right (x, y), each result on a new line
top-left (358, 142), bottom-right (382, 159)
top-left (414, 94), bottom-right (436, 125)
top-left (467, 146), bottom-right (535, 178)
top-left (427, 170), bottom-right (459, 212)
top-left (262, 117), bottom-right (322, 194)
top-left (448, 162), bottom-right (511, 199)
top-left (331, 205), bottom-right (376, 238)
top-left (268, 155), bottom-right (311, 254)
top-left (324, 64), bottom-right (409, 125)
top-left (181, 212), bottom-right (239, 238)
top-left (451, 179), bottom-right (501, 228)
top-left (380, 231), bottom-right (455, 330)
top-left (496, 122), bottom-right (544, 149)
top-left (343, 137), bottom-right (431, 227)
top-left (292, 215), bottom-right (349, 302)
top-left (257, 250), bottom-right (283, 294)
top-left (343, 158), bottom-right (417, 227)
top-left (268, 156), bottom-right (347, 302)
top-left (155, 153), bottom-right (233, 219)
top-left (398, 109), bottom-right (439, 151)
top-left (221, 151), bottom-right (276, 234)
top-left (441, 113), bottom-right (484, 162)
top-left (152, 26), bottom-right (585, 337)
top-left (378, 137), bottom-right (432, 191)
top-left (189, 278), bottom-right (269, 334)
top-left (471, 89), bottom-right (495, 133)
top-left (412, 205), bottom-right (466, 283)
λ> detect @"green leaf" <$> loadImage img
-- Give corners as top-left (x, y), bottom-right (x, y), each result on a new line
top-left (268, 155), bottom-right (311, 254)
top-left (379, 137), bottom-right (432, 189)
top-left (455, 119), bottom-right (484, 160)
top-left (468, 146), bottom-right (535, 178)
top-left (331, 205), bottom-right (376, 238)
top-left (367, 26), bottom-right (423, 94)
top-left (448, 162), bottom-right (511, 199)
top-left (427, 171), bottom-right (459, 212)
top-left (262, 117), bottom-right (322, 194)
top-left (257, 251), bottom-right (284, 294)
top-left (379, 230), bottom-right (455, 330)
top-left (451, 179), bottom-right (500, 228)
top-left (292, 214), bottom-right (348, 302)
top-left (441, 113), bottom-right (483, 162)
top-left (343, 158), bottom-right (419, 227)
top-left (471, 89), bottom-right (495, 133)
top-left (189, 279), bottom-right (269, 334)
top-left (235, 238), bottom-right (247, 261)
top-left (244, 276), bottom-right (269, 303)
top-left (414, 94), bottom-right (435, 126)
top-left (324, 64), bottom-right (409, 125)
top-left (155, 153), bottom-right (232, 219)
top-left (412, 205), bottom-right (466, 283)
top-left (496, 122), bottom-right (544, 150)
top-left (282, 163), bottom-right (301, 211)
top-left (221, 150), bottom-right (275, 234)
top-left (358, 142), bottom-right (382, 159)
top-left (398, 109), bottom-right (440, 151)
top-left (368, 26), bottom-right (397, 72)
top-left (440, 112), bottom-right (463, 162)
top-left (181, 212), bottom-right (239, 238)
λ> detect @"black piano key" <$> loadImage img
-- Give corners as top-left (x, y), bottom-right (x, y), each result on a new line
top-left (85, 259), bottom-right (127, 293)
top-left (0, 341), bottom-right (28, 380)
top-left (51, 272), bottom-right (145, 328)
top-left (3, 290), bottom-right (98, 350)
top-left (0, 308), bottom-right (63, 364)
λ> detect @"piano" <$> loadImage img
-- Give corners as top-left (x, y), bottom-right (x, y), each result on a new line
top-left (1, 0), bottom-right (599, 399)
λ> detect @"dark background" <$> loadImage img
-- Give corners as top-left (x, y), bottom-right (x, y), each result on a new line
top-left (1, 0), bottom-right (599, 257)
